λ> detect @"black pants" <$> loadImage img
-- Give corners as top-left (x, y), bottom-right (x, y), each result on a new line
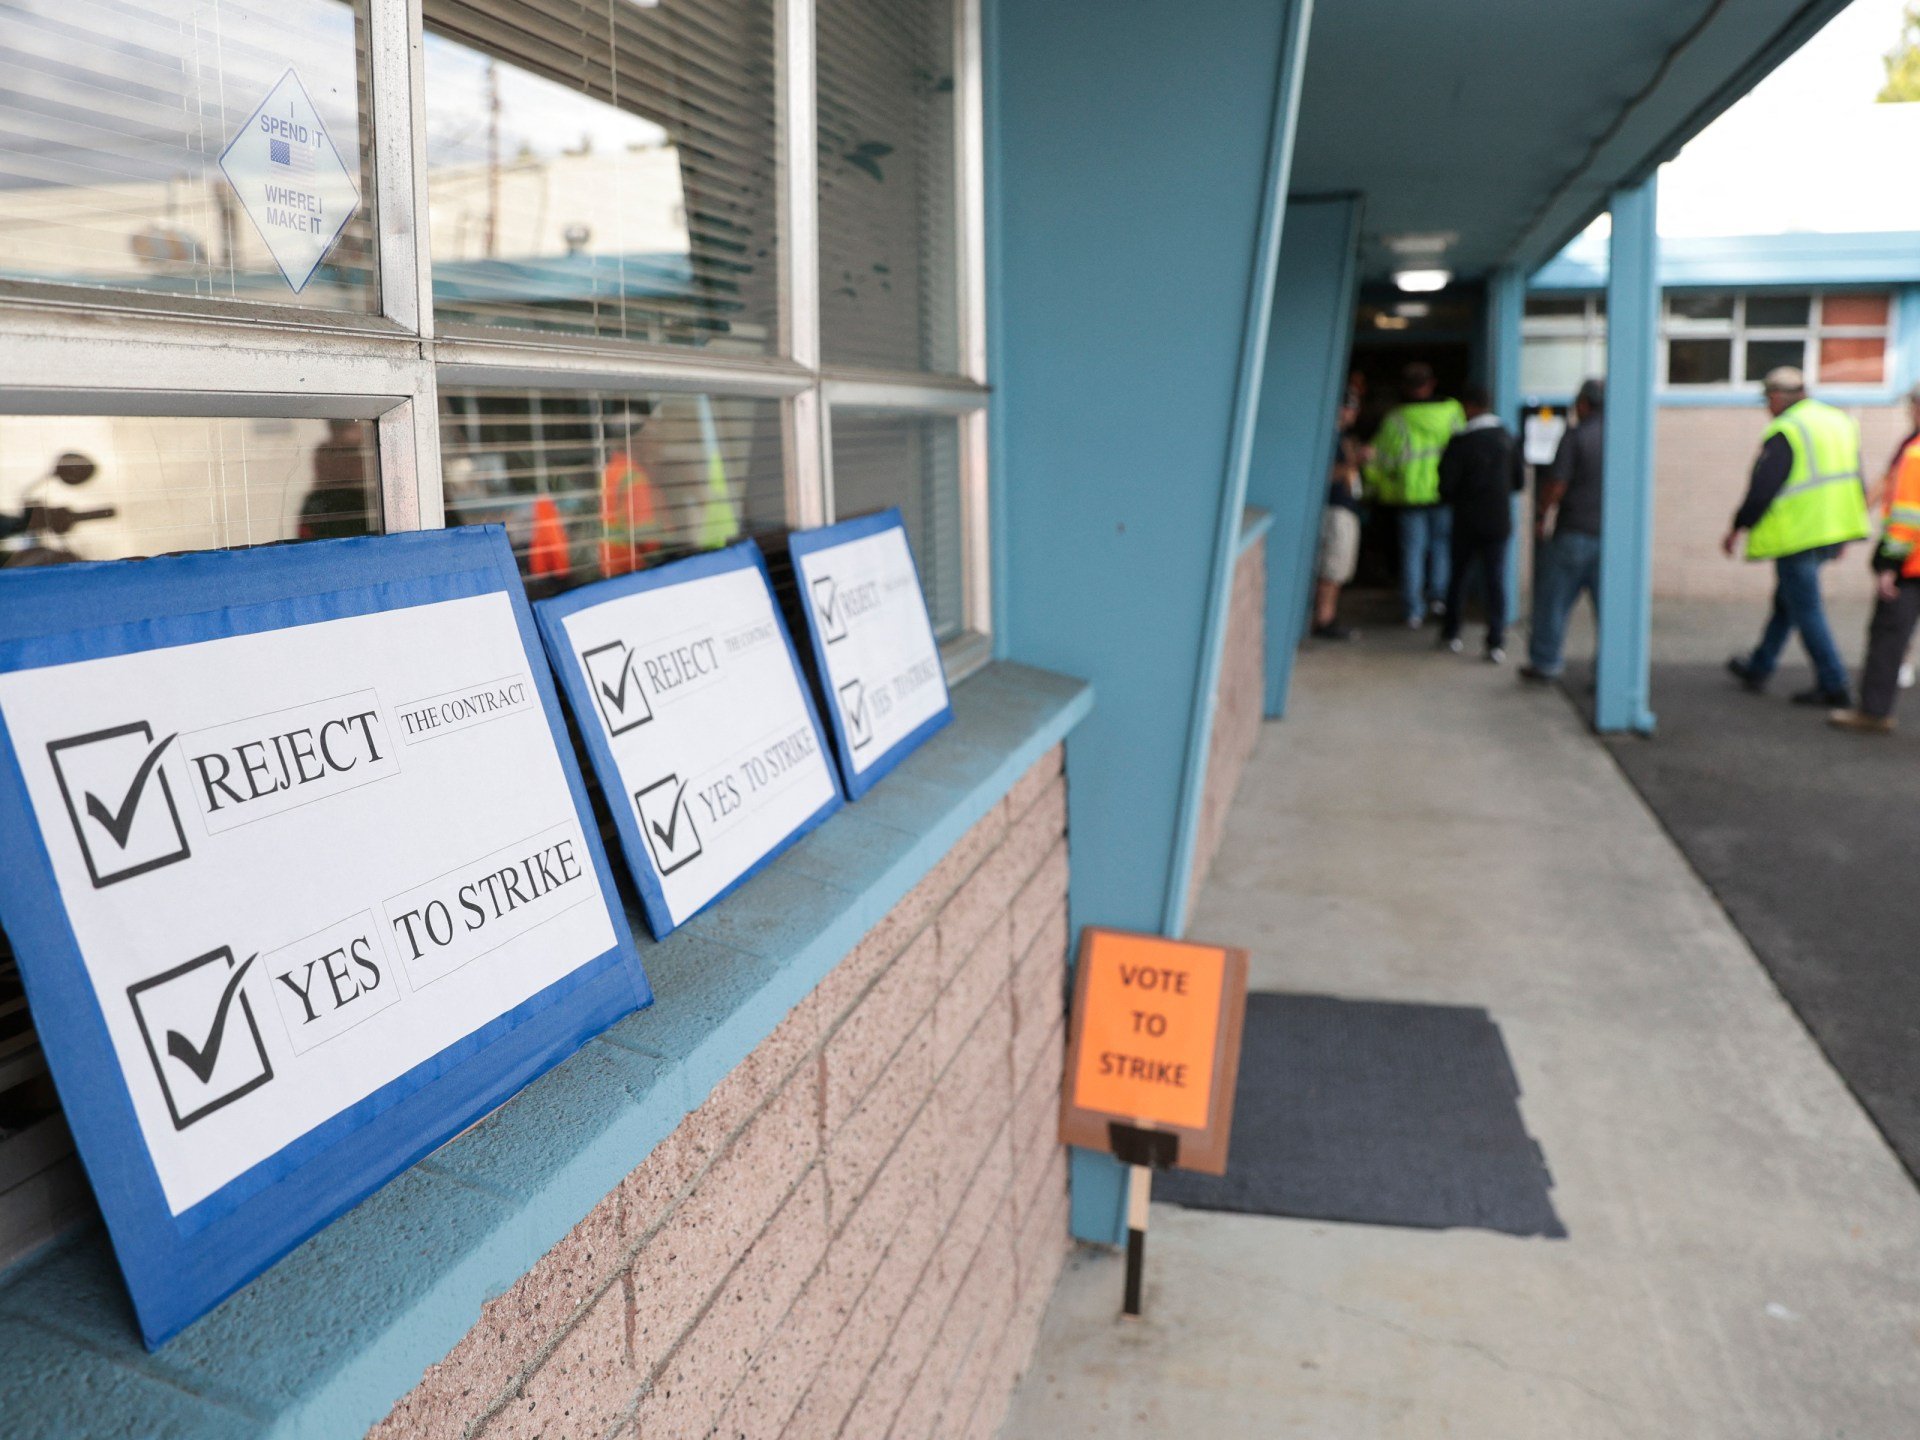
top-left (1858, 576), bottom-right (1920, 717)
top-left (1442, 532), bottom-right (1510, 648)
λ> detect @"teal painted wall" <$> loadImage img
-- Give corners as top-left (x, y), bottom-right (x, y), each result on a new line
top-left (1245, 195), bottom-right (1362, 718)
top-left (988, 0), bottom-right (1309, 1241)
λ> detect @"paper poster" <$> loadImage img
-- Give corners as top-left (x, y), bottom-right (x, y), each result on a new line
top-left (1523, 411), bottom-right (1568, 467)
top-left (0, 528), bottom-right (645, 1346)
top-left (537, 542), bottom-right (842, 938)
top-left (787, 510), bottom-right (953, 798)
top-left (218, 67), bottom-right (360, 292)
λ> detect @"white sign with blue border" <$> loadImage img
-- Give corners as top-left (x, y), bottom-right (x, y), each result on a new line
top-left (218, 67), bottom-right (360, 293)
top-left (0, 528), bottom-right (648, 1348)
top-left (787, 510), bottom-right (953, 799)
top-left (536, 541), bottom-right (842, 939)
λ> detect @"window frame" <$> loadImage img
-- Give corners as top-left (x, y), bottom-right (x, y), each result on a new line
top-left (1519, 292), bottom-right (1607, 398)
top-left (1658, 289), bottom-right (1891, 392)
top-left (0, 0), bottom-right (991, 1271)
top-left (0, 0), bottom-right (991, 665)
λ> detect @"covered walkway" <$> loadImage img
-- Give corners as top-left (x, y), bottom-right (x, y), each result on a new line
top-left (1002, 628), bottom-right (1920, 1437)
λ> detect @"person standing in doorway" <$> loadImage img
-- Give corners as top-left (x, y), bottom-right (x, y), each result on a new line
top-left (1724, 367), bottom-right (1870, 708)
top-left (1311, 390), bottom-right (1364, 641)
top-left (1830, 413), bottom-right (1920, 733)
top-left (1519, 378), bottom-right (1605, 684)
top-left (1437, 384), bottom-right (1525, 662)
top-left (1366, 361), bottom-right (1463, 628)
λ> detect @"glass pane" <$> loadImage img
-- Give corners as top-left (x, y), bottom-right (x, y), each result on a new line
top-left (1745, 338), bottom-right (1806, 383)
top-left (0, 415), bottom-right (378, 568)
top-left (1667, 291), bottom-right (1735, 322)
top-left (1520, 338), bottom-right (1590, 395)
top-left (423, 0), bottom-right (779, 354)
top-left (1824, 293), bottom-right (1890, 329)
top-left (1523, 295), bottom-right (1586, 319)
top-left (0, 0), bottom-right (378, 312)
top-left (1666, 338), bottom-right (1732, 385)
top-left (818, 0), bottom-right (959, 373)
top-left (1745, 293), bottom-right (1811, 328)
top-left (829, 411), bottom-right (963, 637)
top-left (1819, 336), bottom-right (1886, 385)
top-left (437, 389), bottom-right (786, 597)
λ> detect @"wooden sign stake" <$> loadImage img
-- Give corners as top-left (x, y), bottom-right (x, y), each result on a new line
top-left (1124, 1164), bottom-right (1149, 1317)
top-left (1060, 929), bottom-right (1248, 1322)
top-left (1109, 1121), bottom-right (1178, 1318)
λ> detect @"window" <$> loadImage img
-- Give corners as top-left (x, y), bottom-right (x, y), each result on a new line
top-left (0, 0), bottom-right (380, 314)
top-left (817, 0), bottom-right (960, 374)
top-left (829, 409), bottom-right (964, 636)
top-left (1662, 291), bottom-right (1890, 389)
top-left (421, 0), bottom-right (780, 352)
top-left (1, 415), bottom-right (378, 568)
top-left (1523, 290), bottom-right (1896, 395)
top-left (1520, 293), bottom-right (1605, 397)
top-left (439, 389), bottom-right (786, 595)
top-left (0, 0), bottom-right (989, 1269)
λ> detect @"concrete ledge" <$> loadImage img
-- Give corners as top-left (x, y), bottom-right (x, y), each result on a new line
top-left (0, 662), bottom-right (1093, 1440)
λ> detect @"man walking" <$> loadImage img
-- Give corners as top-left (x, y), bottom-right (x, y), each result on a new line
top-left (1725, 367), bottom-right (1870, 707)
top-left (1519, 378), bottom-right (1604, 684)
top-left (1310, 390), bottom-right (1364, 641)
top-left (1831, 389), bottom-right (1920, 733)
top-left (1437, 384), bottom-right (1524, 661)
top-left (1367, 362), bottom-right (1463, 628)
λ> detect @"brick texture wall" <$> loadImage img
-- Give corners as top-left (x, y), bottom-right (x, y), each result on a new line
top-left (1185, 536), bottom-right (1265, 918)
top-left (370, 748), bottom-right (1073, 1440)
top-left (1653, 404), bottom-right (1906, 601)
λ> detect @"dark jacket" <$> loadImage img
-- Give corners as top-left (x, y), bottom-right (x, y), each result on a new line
top-left (1439, 415), bottom-right (1526, 539)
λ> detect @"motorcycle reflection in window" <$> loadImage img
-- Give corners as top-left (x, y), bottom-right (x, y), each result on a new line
top-left (2, 453), bottom-right (113, 568)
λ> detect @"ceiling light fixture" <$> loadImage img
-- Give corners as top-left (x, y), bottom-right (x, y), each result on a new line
top-left (1393, 268), bottom-right (1451, 293)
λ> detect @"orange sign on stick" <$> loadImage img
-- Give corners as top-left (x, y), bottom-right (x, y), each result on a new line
top-left (1059, 927), bottom-right (1248, 1175)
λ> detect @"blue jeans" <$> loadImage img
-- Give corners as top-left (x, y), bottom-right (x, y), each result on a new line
top-left (1745, 545), bottom-right (1849, 697)
top-left (1527, 529), bottom-right (1601, 676)
top-left (1397, 506), bottom-right (1451, 620)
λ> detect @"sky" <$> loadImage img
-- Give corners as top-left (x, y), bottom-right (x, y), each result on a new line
top-left (1657, 0), bottom-right (1920, 235)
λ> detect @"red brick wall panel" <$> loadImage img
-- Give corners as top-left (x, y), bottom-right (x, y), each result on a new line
top-left (371, 750), bottom-right (1072, 1440)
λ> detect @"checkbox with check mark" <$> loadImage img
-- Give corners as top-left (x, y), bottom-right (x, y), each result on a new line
top-left (47, 721), bottom-right (191, 888)
top-left (812, 575), bottom-right (848, 644)
top-left (635, 773), bottom-right (703, 874)
top-left (127, 945), bottom-right (274, 1131)
top-left (582, 639), bottom-right (653, 737)
top-left (838, 678), bottom-right (873, 751)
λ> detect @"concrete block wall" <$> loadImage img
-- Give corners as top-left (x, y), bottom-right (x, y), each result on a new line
top-left (1185, 535), bottom-right (1266, 919)
top-left (369, 748), bottom-right (1073, 1440)
top-left (1652, 404), bottom-right (1907, 601)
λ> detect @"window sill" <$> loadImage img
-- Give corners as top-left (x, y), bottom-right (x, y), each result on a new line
top-left (0, 661), bottom-right (1092, 1440)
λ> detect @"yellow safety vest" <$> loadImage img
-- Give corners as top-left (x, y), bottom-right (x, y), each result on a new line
top-left (1746, 398), bottom-right (1870, 560)
top-left (1366, 399), bottom-right (1465, 507)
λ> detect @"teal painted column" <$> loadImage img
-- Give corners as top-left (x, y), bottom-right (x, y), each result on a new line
top-left (1596, 177), bottom-right (1659, 734)
top-left (1487, 265), bottom-right (1526, 605)
top-left (1246, 196), bottom-right (1363, 719)
top-left (989, 0), bottom-right (1312, 1244)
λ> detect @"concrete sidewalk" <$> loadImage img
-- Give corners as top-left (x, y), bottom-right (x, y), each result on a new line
top-left (1000, 623), bottom-right (1920, 1439)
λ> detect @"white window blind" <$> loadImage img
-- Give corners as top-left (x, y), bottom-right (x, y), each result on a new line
top-left (816, 0), bottom-right (959, 374)
top-left (422, 0), bottom-right (781, 353)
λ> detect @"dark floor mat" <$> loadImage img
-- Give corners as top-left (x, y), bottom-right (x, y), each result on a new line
top-left (1156, 992), bottom-right (1565, 1237)
top-left (1605, 660), bottom-right (1920, 1184)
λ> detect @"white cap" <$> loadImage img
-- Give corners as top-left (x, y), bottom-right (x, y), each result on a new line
top-left (1762, 366), bottom-right (1806, 393)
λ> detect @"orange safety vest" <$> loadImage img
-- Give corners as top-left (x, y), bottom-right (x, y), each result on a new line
top-left (1883, 435), bottom-right (1920, 578)
top-left (599, 451), bottom-right (664, 578)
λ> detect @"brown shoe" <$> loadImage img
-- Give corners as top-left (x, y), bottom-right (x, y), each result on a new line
top-left (1828, 708), bottom-right (1895, 734)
